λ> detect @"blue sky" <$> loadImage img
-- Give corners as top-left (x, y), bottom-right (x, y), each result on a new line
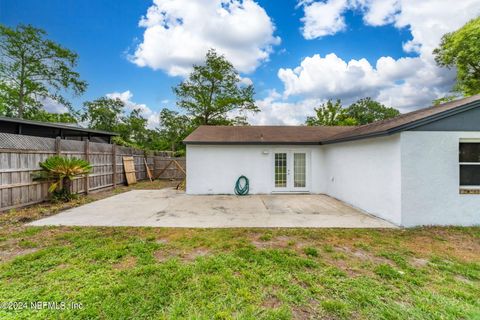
top-left (1, 0), bottom-right (479, 126)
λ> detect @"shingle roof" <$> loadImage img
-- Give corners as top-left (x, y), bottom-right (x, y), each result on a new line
top-left (184, 94), bottom-right (480, 145)
top-left (183, 125), bottom-right (353, 144)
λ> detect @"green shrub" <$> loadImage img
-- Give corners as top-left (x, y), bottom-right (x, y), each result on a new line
top-left (32, 156), bottom-right (91, 202)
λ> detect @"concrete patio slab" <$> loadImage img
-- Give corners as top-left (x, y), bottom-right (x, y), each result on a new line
top-left (29, 188), bottom-right (396, 228)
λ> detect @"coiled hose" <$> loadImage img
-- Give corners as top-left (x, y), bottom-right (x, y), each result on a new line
top-left (234, 175), bottom-right (249, 195)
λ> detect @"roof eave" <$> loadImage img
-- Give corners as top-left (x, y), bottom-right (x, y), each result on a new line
top-left (183, 141), bottom-right (322, 145)
top-left (0, 117), bottom-right (119, 136)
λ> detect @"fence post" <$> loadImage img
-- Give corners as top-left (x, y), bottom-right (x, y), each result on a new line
top-left (112, 144), bottom-right (117, 188)
top-left (144, 150), bottom-right (148, 181)
top-left (55, 137), bottom-right (61, 155)
top-left (84, 139), bottom-right (90, 195)
top-left (153, 152), bottom-right (157, 178)
top-left (131, 147), bottom-right (135, 178)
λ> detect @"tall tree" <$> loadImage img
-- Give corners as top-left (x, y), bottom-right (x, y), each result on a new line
top-left (345, 97), bottom-right (400, 125)
top-left (81, 97), bottom-right (124, 132)
top-left (173, 49), bottom-right (258, 125)
top-left (0, 24), bottom-right (87, 118)
top-left (306, 99), bottom-right (355, 126)
top-left (306, 98), bottom-right (400, 126)
top-left (158, 108), bottom-right (193, 152)
top-left (433, 17), bottom-right (480, 96)
top-left (82, 96), bottom-right (164, 150)
top-left (117, 109), bottom-right (150, 147)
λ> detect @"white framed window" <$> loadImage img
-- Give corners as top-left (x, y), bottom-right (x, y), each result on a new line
top-left (459, 142), bottom-right (480, 188)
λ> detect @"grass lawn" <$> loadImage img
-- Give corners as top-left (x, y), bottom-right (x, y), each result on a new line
top-left (0, 182), bottom-right (479, 319)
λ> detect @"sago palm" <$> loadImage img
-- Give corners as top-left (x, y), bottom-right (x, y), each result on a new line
top-left (33, 156), bottom-right (92, 201)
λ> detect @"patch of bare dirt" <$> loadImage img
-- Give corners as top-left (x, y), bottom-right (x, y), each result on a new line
top-left (181, 248), bottom-right (210, 261)
top-left (336, 246), bottom-right (392, 265)
top-left (154, 247), bottom-right (211, 263)
top-left (410, 257), bottom-right (429, 267)
top-left (261, 295), bottom-right (282, 309)
top-left (0, 248), bottom-right (38, 262)
top-left (154, 248), bottom-right (178, 262)
top-left (291, 299), bottom-right (319, 320)
top-left (0, 237), bottom-right (17, 249)
top-left (250, 235), bottom-right (298, 249)
top-left (156, 238), bottom-right (169, 244)
top-left (405, 231), bottom-right (480, 262)
top-left (320, 246), bottom-right (393, 277)
top-left (455, 275), bottom-right (473, 284)
top-left (325, 258), bottom-right (363, 277)
top-left (112, 256), bottom-right (137, 270)
top-left (46, 263), bottom-right (69, 273)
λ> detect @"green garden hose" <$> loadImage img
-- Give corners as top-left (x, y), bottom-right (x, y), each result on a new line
top-left (234, 175), bottom-right (249, 195)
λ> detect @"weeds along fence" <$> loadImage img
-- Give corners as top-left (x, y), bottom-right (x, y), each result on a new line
top-left (0, 132), bottom-right (186, 211)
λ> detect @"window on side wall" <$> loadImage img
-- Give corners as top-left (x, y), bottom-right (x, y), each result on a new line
top-left (459, 142), bottom-right (480, 190)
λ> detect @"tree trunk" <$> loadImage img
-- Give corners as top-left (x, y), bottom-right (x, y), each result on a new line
top-left (62, 177), bottom-right (72, 197)
top-left (17, 55), bottom-right (26, 118)
top-left (18, 91), bottom-right (24, 118)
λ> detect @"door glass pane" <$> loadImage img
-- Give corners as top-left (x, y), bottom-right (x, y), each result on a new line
top-left (275, 153), bottom-right (287, 188)
top-left (294, 153), bottom-right (306, 188)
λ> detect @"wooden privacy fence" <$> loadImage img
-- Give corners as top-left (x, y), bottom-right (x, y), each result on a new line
top-left (0, 132), bottom-right (186, 211)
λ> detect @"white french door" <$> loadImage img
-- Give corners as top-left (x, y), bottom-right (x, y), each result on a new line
top-left (273, 151), bottom-right (310, 192)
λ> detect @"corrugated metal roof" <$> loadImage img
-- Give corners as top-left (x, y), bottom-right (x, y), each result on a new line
top-left (0, 116), bottom-right (118, 136)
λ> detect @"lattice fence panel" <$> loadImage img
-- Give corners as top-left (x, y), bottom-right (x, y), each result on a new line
top-left (0, 133), bottom-right (56, 151)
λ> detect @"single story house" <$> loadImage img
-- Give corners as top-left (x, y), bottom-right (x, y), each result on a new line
top-left (0, 116), bottom-right (118, 143)
top-left (184, 94), bottom-right (480, 227)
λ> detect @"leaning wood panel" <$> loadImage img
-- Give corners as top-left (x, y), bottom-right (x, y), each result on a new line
top-left (122, 156), bottom-right (137, 185)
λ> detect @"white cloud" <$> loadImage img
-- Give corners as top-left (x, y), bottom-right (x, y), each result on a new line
top-left (106, 90), bottom-right (159, 129)
top-left (239, 76), bottom-right (254, 86)
top-left (301, 0), bottom-right (349, 39)
top-left (360, 0), bottom-right (400, 26)
top-left (40, 97), bottom-right (69, 114)
top-left (277, 53), bottom-right (449, 110)
top-left (299, 0), bottom-right (478, 43)
top-left (246, 90), bottom-right (321, 125)
top-left (130, 0), bottom-right (280, 77)
top-left (279, 53), bottom-right (378, 99)
top-left (362, 0), bottom-right (479, 57)
top-left (283, 0), bottom-right (480, 111)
